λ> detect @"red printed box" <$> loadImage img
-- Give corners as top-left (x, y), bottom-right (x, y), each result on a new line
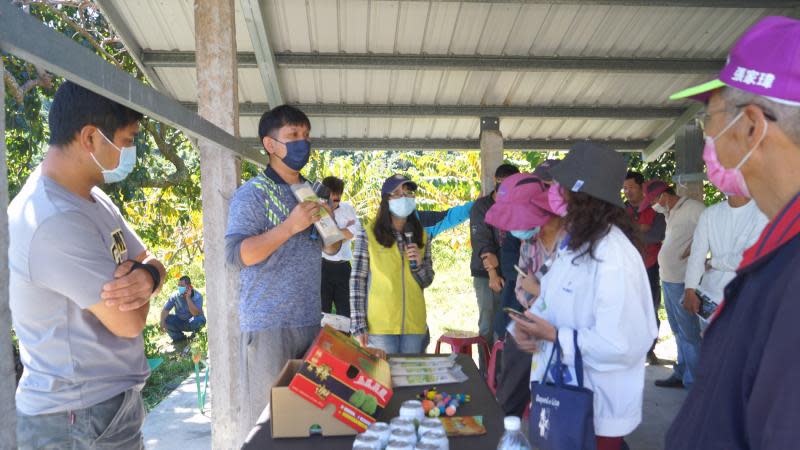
top-left (287, 325), bottom-right (393, 433)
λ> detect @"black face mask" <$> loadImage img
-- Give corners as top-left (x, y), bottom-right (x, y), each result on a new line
top-left (273, 138), bottom-right (311, 171)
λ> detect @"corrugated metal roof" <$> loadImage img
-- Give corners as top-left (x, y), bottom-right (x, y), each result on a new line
top-left (103, 0), bottom-right (794, 149)
top-left (265, 1), bottom-right (786, 57)
top-left (279, 69), bottom-right (711, 107)
top-left (114, 0), bottom-right (254, 52)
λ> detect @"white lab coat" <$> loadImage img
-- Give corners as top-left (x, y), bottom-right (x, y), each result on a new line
top-left (528, 225), bottom-right (658, 437)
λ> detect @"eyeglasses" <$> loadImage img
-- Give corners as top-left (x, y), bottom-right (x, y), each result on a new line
top-left (388, 191), bottom-right (416, 199)
top-left (694, 107), bottom-right (736, 133)
top-left (695, 104), bottom-right (777, 133)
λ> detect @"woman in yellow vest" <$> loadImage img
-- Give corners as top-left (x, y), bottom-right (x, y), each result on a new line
top-left (349, 174), bottom-right (435, 354)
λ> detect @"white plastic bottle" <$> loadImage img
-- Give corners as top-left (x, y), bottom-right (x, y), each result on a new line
top-left (497, 416), bottom-right (532, 450)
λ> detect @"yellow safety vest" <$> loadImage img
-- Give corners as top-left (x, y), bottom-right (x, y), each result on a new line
top-left (364, 223), bottom-right (427, 335)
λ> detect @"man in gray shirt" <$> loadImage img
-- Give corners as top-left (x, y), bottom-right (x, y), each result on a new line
top-left (8, 82), bottom-right (166, 449)
top-left (225, 105), bottom-right (341, 440)
top-left (643, 180), bottom-right (705, 389)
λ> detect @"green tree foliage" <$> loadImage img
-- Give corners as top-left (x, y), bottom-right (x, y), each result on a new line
top-left (3, 1), bottom-right (204, 265)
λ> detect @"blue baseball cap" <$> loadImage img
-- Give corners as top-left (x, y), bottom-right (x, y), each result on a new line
top-left (381, 174), bottom-right (418, 197)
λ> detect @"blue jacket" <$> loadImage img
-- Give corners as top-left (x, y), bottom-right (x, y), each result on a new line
top-left (667, 192), bottom-right (800, 449)
top-left (417, 201), bottom-right (474, 240)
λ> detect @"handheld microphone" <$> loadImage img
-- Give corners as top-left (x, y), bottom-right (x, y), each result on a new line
top-left (403, 225), bottom-right (417, 270)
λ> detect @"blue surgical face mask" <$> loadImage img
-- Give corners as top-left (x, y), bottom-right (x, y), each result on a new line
top-left (273, 138), bottom-right (311, 171)
top-left (178, 286), bottom-right (187, 295)
top-left (92, 130), bottom-right (137, 184)
top-left (388, 197), bottom-right (416, 218)
top-left (510, 227), bottom-right (540, 241)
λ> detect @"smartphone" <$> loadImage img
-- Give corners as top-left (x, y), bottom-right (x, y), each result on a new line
top-left (696, 290), bottom-right (719, 320)
top-left (513, 264), bottom-right (527, 278)
top-left (503, 307), bottom-right (534, 322)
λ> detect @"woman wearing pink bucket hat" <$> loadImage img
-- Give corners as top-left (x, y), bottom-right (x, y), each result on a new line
top-left (485, 171), bottom-right (566, 418)
top-left (485, 172), bottom-right (565, 307)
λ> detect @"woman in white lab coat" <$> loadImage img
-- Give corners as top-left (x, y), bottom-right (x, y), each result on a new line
top-left (511, 142), bottom-right (659, 450)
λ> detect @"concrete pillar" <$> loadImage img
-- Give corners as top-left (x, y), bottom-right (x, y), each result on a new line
top-left (0, 58), bottom-right (17, 448)
top-left (194, 1), bottom-right (242, 448)
top-left (479, 117), bottom-right (504, 196)
top-left (673, 122), bottom-right (705, 202)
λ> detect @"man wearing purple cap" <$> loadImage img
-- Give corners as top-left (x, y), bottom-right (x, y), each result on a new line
top-left (642, 180), bottom-right (705, 389)
top-left (666, 16), bottom-right (800, 449)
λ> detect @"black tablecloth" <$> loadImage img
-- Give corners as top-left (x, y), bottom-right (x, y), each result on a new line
top-left (242, 354), bottom-right (506, 449)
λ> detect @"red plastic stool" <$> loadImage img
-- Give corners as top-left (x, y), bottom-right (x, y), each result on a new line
top-left (434, 330), bottom-right (490, 370)
top-left (487, 338), bottom-right (505, 395)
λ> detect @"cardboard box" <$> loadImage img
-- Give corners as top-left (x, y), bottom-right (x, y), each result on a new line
top-left (287, 326), bottom-right (393, 433)
top-left (271, 360), bottom-right (357, 438)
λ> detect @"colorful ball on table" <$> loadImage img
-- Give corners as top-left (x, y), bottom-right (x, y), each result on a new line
top-left (422, 399), bottom-right (435, 413)
top-left (445, 400), bottom-right (459, 416)
top-left (427, 407), bottom-right (441, 418)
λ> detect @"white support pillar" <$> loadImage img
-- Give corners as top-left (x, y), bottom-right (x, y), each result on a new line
top-left (194, 1), bottom-right (243, 448)
top-left (479, 117), bottom-right (504, 195)
top-left (674, 122), bottom-right (705, 202)
top-left (0, 58), bottom-right (17, 447)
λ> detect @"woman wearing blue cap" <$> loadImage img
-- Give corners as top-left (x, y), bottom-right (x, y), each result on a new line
top-left (349, 174), bottom-right (435, 354)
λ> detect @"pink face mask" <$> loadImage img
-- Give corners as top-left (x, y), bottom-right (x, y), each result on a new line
top-left (703, 111), bottom-right (766, 198)
top-left (547, 184), bottom-right (568, 217)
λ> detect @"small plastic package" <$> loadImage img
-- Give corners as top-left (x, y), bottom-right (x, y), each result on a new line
top-left (290, 182), bottom-right (345, 247)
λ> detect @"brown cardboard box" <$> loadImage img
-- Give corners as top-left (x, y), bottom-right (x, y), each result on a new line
top-left (271, 360), bottom-right (357, 438)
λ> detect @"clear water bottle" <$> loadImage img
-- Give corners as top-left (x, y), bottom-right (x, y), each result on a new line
top-left (497, 416), bottom-right (531, 450)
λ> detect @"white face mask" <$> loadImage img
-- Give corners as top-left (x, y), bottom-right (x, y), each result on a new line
top-left (92, 130), bottom-right (137, 184)
top-left (388, 197), bottom-right (416, 218)
top-left (652, 203), bottom-right (667, 215)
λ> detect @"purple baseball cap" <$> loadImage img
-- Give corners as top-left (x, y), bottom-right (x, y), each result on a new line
top-left (640, 180), bottom-right (669, 213)
top-left (485, 173), bottom-right (556, 231)
top-left (670, 16), bottom-right (800, 105)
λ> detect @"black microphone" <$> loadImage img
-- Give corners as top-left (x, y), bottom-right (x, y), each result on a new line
top-left (403, 223), bottom-right (417, 270)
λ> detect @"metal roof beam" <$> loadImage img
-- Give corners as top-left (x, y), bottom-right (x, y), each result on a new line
top-left (643, 103), bottom-right (703, 162)
top-left (143, 50), bottom-right (724, 74)
top-left (94, 0), bottom-right (168, 92)
top-left (393, 0), bottom-right (800, 6)
top-left (0, 1), bottom-right (266, 165)
top-left (243, 137), bottom-right (652, 151)
top-left (275, 53), bottom-right (724, 74)
top-left (186, 102), bottom-right (682, 119)
top-left (239, 0), bottom-right (284, 107)
top-left (143, 50), bottom-right (259, 68)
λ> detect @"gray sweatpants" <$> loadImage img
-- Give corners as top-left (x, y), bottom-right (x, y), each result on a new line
top-left (239, 325), bottom-right (320, 441)
top-left (17, 388), bottom-right (145, 450)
